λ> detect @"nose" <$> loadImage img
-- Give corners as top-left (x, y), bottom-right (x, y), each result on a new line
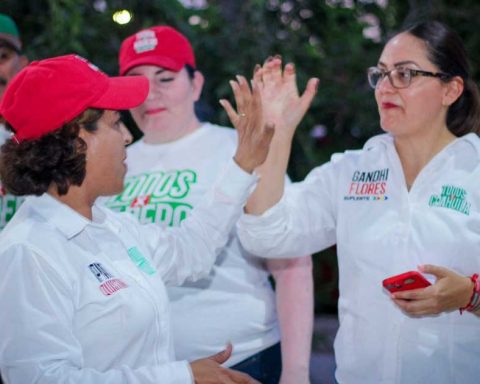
top-left (376, 73), bottom-right (395, 94)
top-left (120, 122), bottom-right (133, 145)
top-left (146, 78), bottom-right (162, 101)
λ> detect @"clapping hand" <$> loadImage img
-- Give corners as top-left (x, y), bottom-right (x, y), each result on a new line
top-left (253, 56), bottom-right (319, 140)
top-left (220, 76), bottom-right (274, 174)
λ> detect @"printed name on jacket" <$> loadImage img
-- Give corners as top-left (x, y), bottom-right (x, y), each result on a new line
top-left (344, 168), bottom-right (389, 201)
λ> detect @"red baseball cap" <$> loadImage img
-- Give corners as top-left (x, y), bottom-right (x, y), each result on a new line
top-left (0, 54), bottom-right (149, 142)
top-left (119, 26), bottom-right (195, 76)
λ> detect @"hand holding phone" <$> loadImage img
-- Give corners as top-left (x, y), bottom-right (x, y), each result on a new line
top-left (382, 271), bottom-right (431, 293)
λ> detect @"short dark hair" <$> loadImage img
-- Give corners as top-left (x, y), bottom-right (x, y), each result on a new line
top-left (0, 108), bottom-right (103, 196)
top-left (403, 21), bottom-right (480, 136)
top-left (185, 64), bottom-right (196, 79)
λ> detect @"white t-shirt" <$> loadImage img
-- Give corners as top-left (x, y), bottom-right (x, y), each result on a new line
top-left (103, 123), bottom-right (280, 366)
top-left (0, 124), bottom-right (24, 230)
top-left (0, 160), bottom-right (255, 383)
top-left (238, 133), bottom-right (480, 384)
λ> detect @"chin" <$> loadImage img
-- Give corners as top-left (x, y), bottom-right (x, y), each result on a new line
top-left (102, 181), bottom-right (125, 197)
top-left (112, 183), bottom-right (125, 195)
top-left (379, 118), bottom-right (400, 135)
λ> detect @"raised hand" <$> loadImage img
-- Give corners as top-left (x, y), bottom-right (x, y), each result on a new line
top-left (253, 56), bottom-right (319, 140)
top-left (190, 343), bottom-right (260, 384)
top-left (220, 77), bottom-right (274, 173)
top-left (391, 264), bottom-right (474, 316)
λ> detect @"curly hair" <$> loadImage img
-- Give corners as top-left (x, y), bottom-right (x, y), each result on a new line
top-left (0, 109), bottom-right (103, 196)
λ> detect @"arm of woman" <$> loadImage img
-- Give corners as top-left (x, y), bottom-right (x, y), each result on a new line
top-left (267, 255), bottom-right (314, 384)
top-left (136, 80), bottom-right (276, 285)
top-left (222, 57), bottom-right (319, 215)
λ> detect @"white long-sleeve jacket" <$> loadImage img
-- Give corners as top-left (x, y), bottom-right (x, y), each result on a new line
top-left (238, 133), bottom-right (480, 384)
top-left (0, 159), bottom-right (255, 384)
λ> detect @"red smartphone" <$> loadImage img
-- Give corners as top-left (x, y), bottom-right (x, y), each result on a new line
top-left (382, 271), bottom-right (431, 293)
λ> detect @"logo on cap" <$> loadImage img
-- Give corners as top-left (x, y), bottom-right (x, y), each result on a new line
top-left (133, 30), bottom-right (158, 54)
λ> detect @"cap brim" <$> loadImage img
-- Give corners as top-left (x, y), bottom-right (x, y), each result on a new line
top-left (92, 75), bottom-right (149, 110)
top-left (120, 56), bottom-right (184, 75)
top-left (0, 34), bottom-right (21, 51)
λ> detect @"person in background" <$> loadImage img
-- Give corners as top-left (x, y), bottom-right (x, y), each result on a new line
top-left (102, 26), bottom-right (314, 383)
top-left (0, 13), bottom-right (27, 102)
top-left (0, 13), bottom-right (28, 230)
top-left (0, 54), bottom-right (273, 383)
top-left (231, 20), bottom-right (480, 383)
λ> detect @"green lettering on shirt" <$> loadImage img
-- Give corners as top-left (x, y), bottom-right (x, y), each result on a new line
top-left (428, 185), bottom-right (471, 215)
top-left (104, 169), bottom-right (197, 227)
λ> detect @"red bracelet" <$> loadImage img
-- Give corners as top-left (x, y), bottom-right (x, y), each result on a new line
top-left (459, 273), bottom-right (479, 315)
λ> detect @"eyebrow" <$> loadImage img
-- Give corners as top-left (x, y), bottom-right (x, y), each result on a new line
top-left (378, 60), bottom-right (420, 68)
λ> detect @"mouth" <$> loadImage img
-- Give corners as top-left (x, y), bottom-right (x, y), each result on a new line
top-left (381, 102), bottom-right (400, 110)
top-left (145, 107), bottom-right (167, 116)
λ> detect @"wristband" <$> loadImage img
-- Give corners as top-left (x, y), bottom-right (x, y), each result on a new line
top-left (459, 273), bottom-right (479, 314)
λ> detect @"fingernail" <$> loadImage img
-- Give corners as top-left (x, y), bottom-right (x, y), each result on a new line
top-left (254, 64), bottom-right (261, 73)
top-left (274, 54), bottom-right (282, 60)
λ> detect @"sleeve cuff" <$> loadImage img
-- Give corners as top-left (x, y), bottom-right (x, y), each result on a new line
top-left (212, 157), bottom-right (258, 203)
top-left (240, 196), bottom-right (286, 225)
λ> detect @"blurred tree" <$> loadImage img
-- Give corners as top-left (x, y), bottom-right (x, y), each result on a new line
top-left (1, 0), bottom-right (478, 312)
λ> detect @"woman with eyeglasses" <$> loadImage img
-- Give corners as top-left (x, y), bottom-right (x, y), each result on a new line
top-left (224, 20), bottom-right (480, 383)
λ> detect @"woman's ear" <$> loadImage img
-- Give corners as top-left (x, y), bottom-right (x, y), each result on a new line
top-left (443, 76), bottom-right (464, 106)
top-left (192, 70), bottom-right (205, 102)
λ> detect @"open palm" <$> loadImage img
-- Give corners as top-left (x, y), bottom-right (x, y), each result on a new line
top-left (253, 57), bottom-right (318, 139)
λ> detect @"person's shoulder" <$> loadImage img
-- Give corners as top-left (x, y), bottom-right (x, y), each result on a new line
top-left (457, 132), bottom-right (480, 154)
top-left (201, 122), bottom-right (237, 140)
top-left (0, 199), bottom-right (58, 256)
top-left (195, 123), bottom-right (237, 152)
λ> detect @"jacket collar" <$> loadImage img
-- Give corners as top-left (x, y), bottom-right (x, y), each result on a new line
top-left (27, 193), bottom-right (119, 240)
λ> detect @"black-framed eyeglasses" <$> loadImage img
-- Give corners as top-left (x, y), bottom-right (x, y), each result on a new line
top-left (367, 66), bottom-right (452, 89)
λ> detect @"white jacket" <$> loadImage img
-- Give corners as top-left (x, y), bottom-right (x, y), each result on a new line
top-left (0, 160), bottom-right (255, 384)
top-left (238, 133), bottom-right (480, 384)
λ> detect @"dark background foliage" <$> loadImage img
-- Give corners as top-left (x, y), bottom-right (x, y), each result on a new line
top-left (2, 0), bottom-right (479, 313)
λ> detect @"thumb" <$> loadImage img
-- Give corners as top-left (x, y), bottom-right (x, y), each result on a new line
top-left (207, 342), bottom-right (233, 364)
top-left (299, 77), bottom-right (319, 113)
top-left (419, 264), bottom-right (449, 279)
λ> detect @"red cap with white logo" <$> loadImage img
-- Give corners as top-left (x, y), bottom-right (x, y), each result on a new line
top-left (118, 26), bottom-right (195, 76)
